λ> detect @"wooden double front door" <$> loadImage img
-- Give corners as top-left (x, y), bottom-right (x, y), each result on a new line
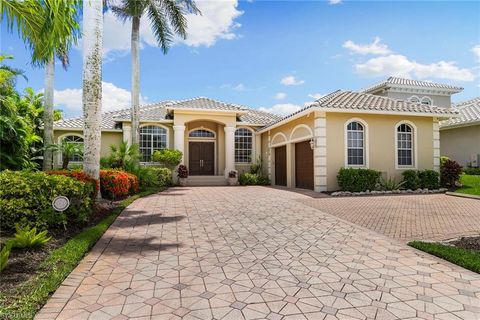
top-left (189, 142), bottom-right (215, 175)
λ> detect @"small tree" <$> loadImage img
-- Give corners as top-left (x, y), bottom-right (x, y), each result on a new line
top-left (152, 149), bottom-right (183, 168)
top-left (440, 159), bottom-right (462, 188)
top-left (44, 140), bottom-right (83, 170)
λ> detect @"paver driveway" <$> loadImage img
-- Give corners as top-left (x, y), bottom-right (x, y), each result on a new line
top-left (37, 187), bottom-right (480, 320)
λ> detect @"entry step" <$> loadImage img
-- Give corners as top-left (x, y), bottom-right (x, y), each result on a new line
top-left (187, 176), bottom-right (228, 186)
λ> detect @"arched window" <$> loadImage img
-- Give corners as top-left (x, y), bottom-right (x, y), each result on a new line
top-left (189, 129), bottom-right (215, 138)
top-left (346, 121), bottom-right (365, 166)
top-left (139, 125), bottom-right (167, 162)
top-left (409, 96), bottom-right (420, 103)
top-left (421, 97), bottom-right (432, 105)
top-left (396, 123), bottom-right (414, 167)
top-left (62, 135), bottom-right (83, 162)
top-left (235, 128), bottom-right (253, 163)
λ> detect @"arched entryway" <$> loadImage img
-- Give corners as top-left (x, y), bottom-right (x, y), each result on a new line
top-left (188, 128), bottom-right (216, 175)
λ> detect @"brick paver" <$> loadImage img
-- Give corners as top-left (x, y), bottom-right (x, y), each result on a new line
top-left (297, 193), bottom-right (480, 242)
top-left (36, 187), bottom-right (480, 320)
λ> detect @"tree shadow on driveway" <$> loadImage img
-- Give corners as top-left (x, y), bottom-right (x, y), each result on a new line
top-left (115, 210), bottom-right (186, 228)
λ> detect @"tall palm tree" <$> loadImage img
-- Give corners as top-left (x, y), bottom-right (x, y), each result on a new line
top-left (82, 0), bottom-right (103, 190)
top-left (1, 0), bottom-right (80, 170)
top-left (111, 0), bottom-right (200, 147)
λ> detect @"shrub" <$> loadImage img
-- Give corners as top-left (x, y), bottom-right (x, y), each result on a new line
top-left (0, 242), bottom-right (12, 272)
top-left (99, 170), bottom-right (139, 200)
top-left (129, 166), bottom-right (172, 189)
top-left (250, 157), bottom-right (264, 175)
top-left (402, 170), bottom-right (420, 190)
top-left (379, 176), bottom-right (405, 191)
top-left (239, 173), bottom-right (270, 185)
top-left (337, 168), bottom-right (381, 192)
top-left (441, 159), bottom-right (463, 187)
top-left (152, 149), bottom-right (183, 167)
top-left (0, 170), bottom-right (93, 230)
top-left (11, 226), bottom-right (51, 249)
top-left (418, 170), bottom-right (440, 189)
top-left (47, 170), bottom-right (98, 199)
top-left (153, 167), bottom-right (172, 187)
top-left (464, 167), bottom-right (480, 175)
top-left (177, 165), bottom-right (188, 178)
top-left (440, 156), bottom-right (450, 166)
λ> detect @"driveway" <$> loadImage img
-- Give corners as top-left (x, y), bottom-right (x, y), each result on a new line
top-left (37, 187), bottom-right (480, 320)
top-left (296, 193), bottom-right (480, 242)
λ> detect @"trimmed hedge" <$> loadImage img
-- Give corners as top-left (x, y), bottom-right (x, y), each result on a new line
top-left (337, 168), bottom-right (381, 192)
top-left (136, 167), bottom-right (172, 188)
top-left (47, 170), bottom-right (98, 199)
top-left (0, 170), bottom-right (93, 230)
top-left (239, 173), bottom-right (270, 186)
top-left (418, 170), bottom-right (440, 189)
top-left (464, 168), bottom-right (480, 175)
top-left (401, 170), bottom-right (420, 190)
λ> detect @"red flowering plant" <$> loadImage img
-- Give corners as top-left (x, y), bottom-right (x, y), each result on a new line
top-left (47, 170), bottom-right (98, 199)
top-left (99, 170), bottom-right (139, 200)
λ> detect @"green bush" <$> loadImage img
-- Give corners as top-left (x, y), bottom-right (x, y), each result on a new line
top-left (464, 167), bottom-right (480, 175)
top-left (239, 172), bottom-right (270, 186)
top-left (0, 170), bottom-right (93, 230)
top-left (11, 226), bottom-right (51, 249)
top-left (152, 149), bottom-right (183, 167)
top-left (401, 170), bottom-right (420, 190)
top-left (0, 242), bottom-right (12, 272)
top-left (135, 167), bottom-right (172, 188)
top-left (441, 159), bottom-right (463, 187)
top-left (337, 168), bottom-right (381, 192)
top-left (418, 170), bottom-right (440, 189)
top-left (379, 176), bottom-right (405, 191)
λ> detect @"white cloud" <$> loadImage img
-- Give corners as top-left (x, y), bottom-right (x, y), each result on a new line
top-left (275, 92), bottom-right (287, 100)
top-left (233, 83), bottom-right (246, 91)
top-left (259, 103), bottom-right (302, 116)
top-left (329, 0), bottom-right (342, 4)
top-left (53, 82), bottom-right (148, 114)
top-left (354, 54), bottom-right (475, 82)
top-left (343, 37), bottom-right (391, 55)
top-left (308, 93), bottom-right (324, 100)
top-left (472, 45), bottom-right (480, 63)
top-left (281, 75), bottom-right (305, 86)
top-left (99, 0), bottom-right (242, 61)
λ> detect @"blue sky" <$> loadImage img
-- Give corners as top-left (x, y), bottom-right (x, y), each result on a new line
top-left (2, 0), bottom-right (480, 118)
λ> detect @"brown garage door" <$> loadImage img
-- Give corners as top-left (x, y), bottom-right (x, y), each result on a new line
top-left (295, 140), bottom-right (314, 190)
top-left (275, 146), bottom-right (287, 186)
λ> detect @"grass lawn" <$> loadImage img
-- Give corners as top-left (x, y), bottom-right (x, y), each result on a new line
top-left (0, 188), bottom-right (161, 320)
top-left (409, 241), bottom-right (480, 274)
top-left (455, 174), bottom-right (480, 196)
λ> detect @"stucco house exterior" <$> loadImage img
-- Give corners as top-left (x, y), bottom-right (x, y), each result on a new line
top-left (53, 76), bottom-right (460, 191)
top-left (440, 97), bottom-right (480, 167)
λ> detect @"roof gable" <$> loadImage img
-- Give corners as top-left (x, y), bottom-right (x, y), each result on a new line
top-left (362, 76), bottom-right (463, 94)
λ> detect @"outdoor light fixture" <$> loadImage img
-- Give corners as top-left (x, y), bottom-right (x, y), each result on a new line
top-left (309, 138), bottom-right (315, 150)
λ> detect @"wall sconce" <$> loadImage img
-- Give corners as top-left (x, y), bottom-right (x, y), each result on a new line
top-left (309, 138), bottom-right (315, 150)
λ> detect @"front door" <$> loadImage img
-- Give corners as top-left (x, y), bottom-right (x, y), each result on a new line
top-left (275, 146), bottom-right (287, 186)
top-left (189, 142), bottom-right (215, 175)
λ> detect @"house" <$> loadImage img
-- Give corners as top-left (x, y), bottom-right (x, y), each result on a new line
top-left (440, 97), bottom-right (480, 167)
top-left (53, 77), bottom-right (459, 191)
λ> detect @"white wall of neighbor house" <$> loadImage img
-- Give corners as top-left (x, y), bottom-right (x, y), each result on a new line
top-left (374, 91), bottom-right (452, 108)
top-left (440, 125), bottom-right (480, 167)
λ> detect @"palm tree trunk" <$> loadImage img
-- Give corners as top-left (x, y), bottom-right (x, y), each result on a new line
top-left (43, 57), bottom-right (55, 170)
top-left (82, 0), bottom-right (103, 195)
top-left (131, 16), bottom-right (140, 148)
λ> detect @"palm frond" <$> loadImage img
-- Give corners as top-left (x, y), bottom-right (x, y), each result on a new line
top-left (146, 0), bottom-right (173, 54)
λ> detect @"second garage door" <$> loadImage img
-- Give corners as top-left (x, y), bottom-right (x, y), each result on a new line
top-left (295, 140), bottom-right (314, 190)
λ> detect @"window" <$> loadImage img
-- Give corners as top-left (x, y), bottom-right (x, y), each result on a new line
top-left (139, 125), bottom-right (167, 162)
top-left (189, 129), bottom-right (214, 138)
top-left (409, 96), bottom-right (420, 103)
top-left (235, 128), bottom-right (253, 163)
top-left (397, 123), bottom-right (414, 166)
top-left (421, 97), bottom-right (432, 105)
top-left (346, 121), bottom-right (365, 166)
top-left (62, 135), bottom-right (83, 162)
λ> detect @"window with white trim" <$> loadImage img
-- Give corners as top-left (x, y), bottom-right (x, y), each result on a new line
top-left (409, 96), bottom-right (420, 103)
top-left (62, 135), bottom-right (83, 162)
top-left (235, 128), bottom-right (253, 163)
top-left (397, 124), bottom-right (414, 166)
top-left (421, 97), bottom-right (432, 105)
top-left (346, 121), bottom-right (365, 166)
top-left (139, 125), bottom-right (167, 162)
top-left (189, 129), bottom-right (214, 138)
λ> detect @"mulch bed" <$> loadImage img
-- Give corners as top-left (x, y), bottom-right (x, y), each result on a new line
top-left (450, 236), bottom-right (480, 252)
top-left (0, 200), bottom-right (118, 296)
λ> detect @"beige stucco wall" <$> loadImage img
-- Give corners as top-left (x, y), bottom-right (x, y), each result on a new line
top-left (326, 113), bottom-right (434, 190)
top-left (440, 125), bottom-right (480, 167)
top-left (375, 91), bottom-right (451, 108)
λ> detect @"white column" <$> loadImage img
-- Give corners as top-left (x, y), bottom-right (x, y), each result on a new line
top-left (224, 126), bottom-right (236, 177)
top-left (173, 125), bottom-right (186, 164)
top-left (314, 112), bottom-right (327, 192)
top-left (123, 124), bottom-right (132, 146)
top-left (433, 119), bottom-right (440, 172)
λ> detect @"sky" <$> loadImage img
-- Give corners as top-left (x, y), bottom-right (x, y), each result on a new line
top-left (2, 0), bottom-right (480, 118)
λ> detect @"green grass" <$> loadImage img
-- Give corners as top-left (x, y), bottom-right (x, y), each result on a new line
top-left (455, 174), bottom-right (480, 196)
top-left (0, 188), bottom-right (161, 320)
top-left (409, 241), bottom-right (480, 274)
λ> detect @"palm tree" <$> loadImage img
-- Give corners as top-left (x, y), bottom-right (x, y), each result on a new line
top-left (1, 0), bottom-right (80, 171)
top-left (82, 0), bottom-right (103, 190)
top-left (111, 0), bottom-right (200, 147)
top-left (44, 140), bottom-right (84, 170)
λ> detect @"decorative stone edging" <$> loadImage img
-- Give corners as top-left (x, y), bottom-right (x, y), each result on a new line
top-left (445, 192), bottom-right (480, 200)
top-left (331, 188), bottom-right (448, 197)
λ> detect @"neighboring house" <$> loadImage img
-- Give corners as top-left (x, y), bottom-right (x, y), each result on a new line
top-left (440, 97), bottom-right (480, 167)
top-left (53, 77), bottom-right (460, 191)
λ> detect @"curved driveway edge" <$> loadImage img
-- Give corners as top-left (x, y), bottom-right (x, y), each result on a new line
top-left (36, 186), bottom-right (480, 320)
